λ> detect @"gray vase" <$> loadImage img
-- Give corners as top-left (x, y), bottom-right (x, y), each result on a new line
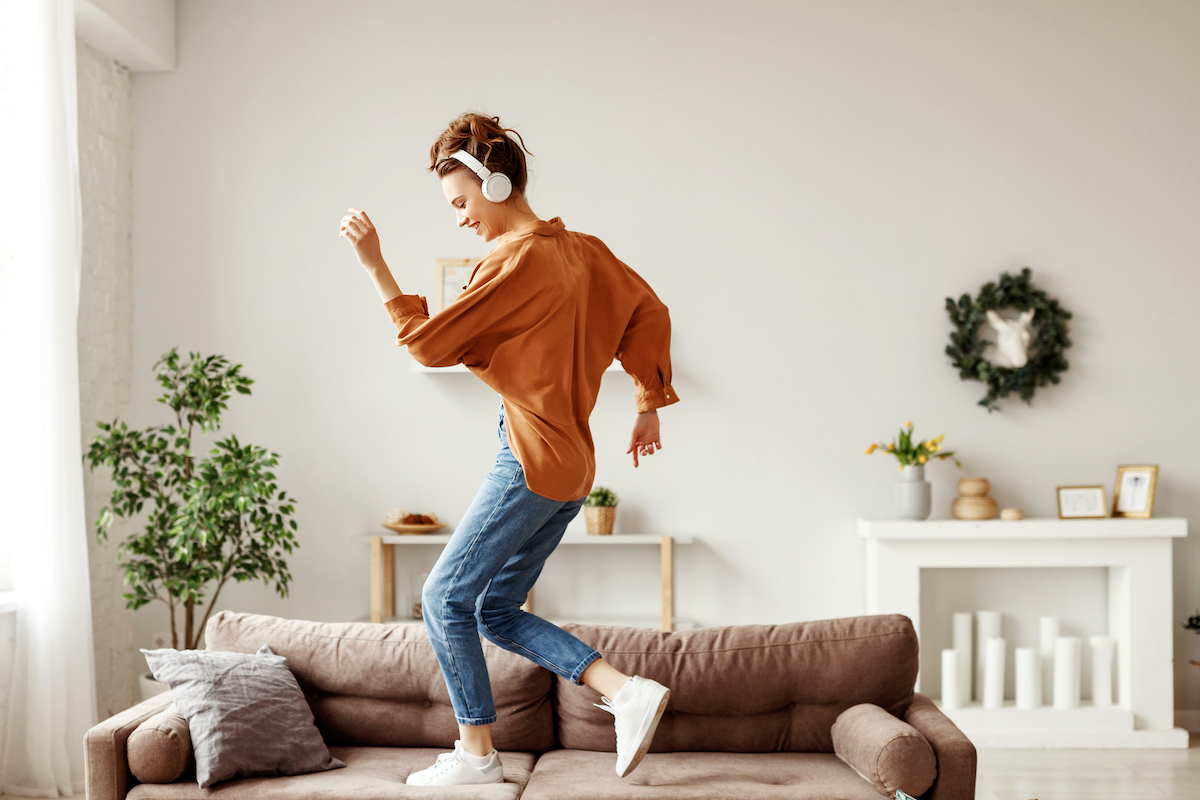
top-left (896, 463), bottom-right (932, 520)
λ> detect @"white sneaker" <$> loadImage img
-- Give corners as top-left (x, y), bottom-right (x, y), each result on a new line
top-left (405, 739), bottom-right (503, 786)
top-left (593, 674), bottom-right (671, 777)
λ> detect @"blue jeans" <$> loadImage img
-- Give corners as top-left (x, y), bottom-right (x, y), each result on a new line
top-left (421, 402), bottom-right (602, 725)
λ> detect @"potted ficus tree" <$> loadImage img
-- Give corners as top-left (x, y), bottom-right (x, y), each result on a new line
top-left (83, 348), bottom-right (299, 699)
top-left (583, 485), bottom-right (619, 535)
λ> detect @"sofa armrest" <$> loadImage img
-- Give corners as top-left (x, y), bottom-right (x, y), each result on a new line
top-left (85, 690), bottom-right (175, 800)
top-left (901, 693), bottom-right (977, 800)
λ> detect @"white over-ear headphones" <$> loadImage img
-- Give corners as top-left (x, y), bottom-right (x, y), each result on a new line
top-left (449, 149), bottom-right (513, 203)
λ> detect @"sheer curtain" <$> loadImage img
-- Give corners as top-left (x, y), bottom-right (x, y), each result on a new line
top-left (0, 0), bottom-right (99, 795)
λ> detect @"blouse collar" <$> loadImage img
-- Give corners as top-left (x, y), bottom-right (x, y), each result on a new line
top-left (495, 216), bottom-right (565, 244)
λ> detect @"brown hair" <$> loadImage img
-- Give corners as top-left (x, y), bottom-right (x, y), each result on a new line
top-left (428, 112), bottom-right (534, 198)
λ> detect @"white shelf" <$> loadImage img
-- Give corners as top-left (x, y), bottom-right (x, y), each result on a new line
top-left (412, 357), bottom-right (626, 374)
top-left (354, 532), bottom-right (694, 545)
top-left (858, 517), bottom-right (1187, 540)
top-left (932, 700), bottom-right (1188, 748)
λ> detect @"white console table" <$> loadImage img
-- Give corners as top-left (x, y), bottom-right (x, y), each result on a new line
top-left (858, 517), bottom-right (1188, 748)
top-left (354, 532), bottom-right (694, 631)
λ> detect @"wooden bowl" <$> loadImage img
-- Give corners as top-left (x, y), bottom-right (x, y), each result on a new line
top-left (957, 478), bottom-right (991, 498)
top-left (952, 495), bottom-right (998, 520)
top-left (382, 513), bottom-right (444, 535)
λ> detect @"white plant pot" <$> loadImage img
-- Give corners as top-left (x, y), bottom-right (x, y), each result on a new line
top-left (139, 672), bottom-right (169, 702)
top-left (896, 463), bottom-right (932, 520)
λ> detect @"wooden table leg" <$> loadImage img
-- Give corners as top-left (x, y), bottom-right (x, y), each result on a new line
top-left (382, 543), bottom-right (394, 619)
top-left (370, 536), bottom-right (384, 623)
top-left (661, 536), bottom-right (674, 631)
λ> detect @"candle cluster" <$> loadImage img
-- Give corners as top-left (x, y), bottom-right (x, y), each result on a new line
top-left (940, 612), bottom-right (1114, 710)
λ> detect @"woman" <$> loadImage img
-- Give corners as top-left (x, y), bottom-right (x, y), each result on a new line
top-left (338, 112), bottom-right (680, 786)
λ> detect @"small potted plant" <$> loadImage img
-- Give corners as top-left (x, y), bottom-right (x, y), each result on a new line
top-left (583, 485), bottom-right (619, 535)
top-left (864, 421), bottom-right (962, 520)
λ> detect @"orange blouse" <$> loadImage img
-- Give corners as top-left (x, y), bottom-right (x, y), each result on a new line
top-left (383, 216), bottom-right (679, 501)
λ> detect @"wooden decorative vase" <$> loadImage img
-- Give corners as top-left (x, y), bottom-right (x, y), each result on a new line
top-left (584, 505), bottom-right (616, 535)
top-left (952, 477), bottom-right (998, 520)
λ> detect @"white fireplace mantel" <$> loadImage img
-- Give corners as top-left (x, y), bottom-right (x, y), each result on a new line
top-left (858, 517), bottom-right (1189, 748)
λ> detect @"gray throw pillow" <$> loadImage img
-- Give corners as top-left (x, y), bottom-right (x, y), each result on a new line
top-left (140, 643), bottom-right (345, 788)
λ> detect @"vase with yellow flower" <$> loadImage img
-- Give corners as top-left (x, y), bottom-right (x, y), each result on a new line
top-left (865, 421), bottom-right (962, 520)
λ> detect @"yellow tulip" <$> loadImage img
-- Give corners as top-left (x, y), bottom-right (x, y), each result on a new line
top-left (931, 443), bottom-right (940, 452)
top-left (886, 443), bottom-right (894, 451)
top-left (918, 454), bottom-right (927, 464)
top-left (905, 420), bottom-right (912, 427)
top-left (934, 433), bottom-right (945, 443)
top-left (865, 444), bottom-right (878, 455)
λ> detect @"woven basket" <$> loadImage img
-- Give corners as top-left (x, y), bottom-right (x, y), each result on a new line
top-left (584, 505), bottom-right (616, 535)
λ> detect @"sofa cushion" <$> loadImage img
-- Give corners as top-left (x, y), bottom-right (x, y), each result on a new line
top-left (520, 749), bottom-right (891, 800)
top-left (125, 745), bottom-right (537, 799)
top-left (832, 702), bottom-right (937, 797)
top-left (141, 643), bottom-right (346, 788)
top-left (127, 701), bottom-right (192, 783)
top-left (204, 611), bottom-right (556, 752)
top-left (555, 614), bottom-right (918, 754)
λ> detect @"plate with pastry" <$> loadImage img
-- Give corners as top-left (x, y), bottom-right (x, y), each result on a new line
top-left (382, 509), bottom-right (445, 534)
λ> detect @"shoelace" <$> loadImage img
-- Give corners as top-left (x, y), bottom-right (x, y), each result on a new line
top-left (593, 695), bottom-right (624, 749)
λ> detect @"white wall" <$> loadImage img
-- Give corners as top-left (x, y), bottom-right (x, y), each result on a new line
top-left (116, 0), bottom-right (1200, 710)
top-left (78, 37), bottom-right (138, 718)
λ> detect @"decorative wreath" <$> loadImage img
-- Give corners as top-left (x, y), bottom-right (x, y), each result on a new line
top-left (944, 267), bottom-right (1072, 413)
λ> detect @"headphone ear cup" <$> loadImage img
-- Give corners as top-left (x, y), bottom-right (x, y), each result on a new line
top-left (483, 173), bottom-right (512, 203)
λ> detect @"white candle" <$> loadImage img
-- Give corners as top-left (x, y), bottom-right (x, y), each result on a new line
top-left (976, 611), bottom-right (1001, 703)
top-left (1039, 616), bottom-right (1059, 706)
top-left (1015, 647), bottom-right (1041, 709)
top-left (1090, 635), bottom-right (1113, 707)
top-left (952, 612), bottom-right (973, 706)
top-left (941, 649), bottom-right (960, 710)
top-left (983, 636), bottom-right (1006, 709)
top-left (1053, 636), bottom-right (1082, 709)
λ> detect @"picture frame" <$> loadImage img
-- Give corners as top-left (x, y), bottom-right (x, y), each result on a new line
top-left (1112, 464), bottom-right (1159, 518)
top-left (433, 258), bottom-right (480, 314)
top-left (1056, 485), bottom-right (1108, 519)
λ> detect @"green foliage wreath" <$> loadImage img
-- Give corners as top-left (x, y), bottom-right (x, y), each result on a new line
top-left (944, 267), bottom-right (1072, 413)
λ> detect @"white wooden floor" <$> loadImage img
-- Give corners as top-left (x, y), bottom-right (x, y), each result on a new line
top-left (4, 733), bottom-right (1196, 799)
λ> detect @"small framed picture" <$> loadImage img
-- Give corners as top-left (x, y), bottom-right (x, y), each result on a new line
top-left (1112, 464), bottom-right (1158, 518)
top-left (1056, 485), bottom-right (1108, 519)
top-left (433, 258), bottom-right (480, 313)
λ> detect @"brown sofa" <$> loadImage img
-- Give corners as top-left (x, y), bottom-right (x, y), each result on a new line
top-left (85, 611), bottom-right (975, 799)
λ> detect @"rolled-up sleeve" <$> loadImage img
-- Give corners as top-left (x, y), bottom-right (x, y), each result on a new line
top-left (616, 292), bottom-right (680, 414)
top-left (382, 251), bottom-right (520, 368)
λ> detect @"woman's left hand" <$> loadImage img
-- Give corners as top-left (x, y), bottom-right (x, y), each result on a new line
top-left (339, 207), bottom-right (384, 269)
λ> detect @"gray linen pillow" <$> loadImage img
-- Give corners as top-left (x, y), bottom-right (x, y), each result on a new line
top-left (140, 643), bottom-right (345, 788)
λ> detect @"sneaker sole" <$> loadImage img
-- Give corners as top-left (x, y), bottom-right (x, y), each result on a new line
top-left (618, 685), bottom-right (670, 778)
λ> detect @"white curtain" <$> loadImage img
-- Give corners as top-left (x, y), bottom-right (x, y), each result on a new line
top-left (0, 0), bottom-right (99, 796)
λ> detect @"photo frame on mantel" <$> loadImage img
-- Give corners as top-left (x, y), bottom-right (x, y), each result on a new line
top-left (1112, 464), bottom-right (1159, 518)
top-left (1056, 485), bottom-right (1108, 519)
top-left (434, 258), bottom-right (480, 313)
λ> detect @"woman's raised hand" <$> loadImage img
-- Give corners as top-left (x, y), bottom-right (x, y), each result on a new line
top-left (339, 207), bottom-right (384, 270)
top-left (628, 410), bottom-right (662, 468)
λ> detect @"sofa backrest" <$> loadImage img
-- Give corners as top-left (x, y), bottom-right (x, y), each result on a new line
top-left (554, 613), bottom-right (917, 754)
top-left (204, 611), bottom-right (556, 752)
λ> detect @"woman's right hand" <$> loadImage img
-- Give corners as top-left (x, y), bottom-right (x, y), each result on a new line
top-left (628, 410), bottom-right (662, 468)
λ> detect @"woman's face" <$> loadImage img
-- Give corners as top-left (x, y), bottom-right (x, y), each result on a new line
top-left (442, 169), bottom-right (501, 242)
